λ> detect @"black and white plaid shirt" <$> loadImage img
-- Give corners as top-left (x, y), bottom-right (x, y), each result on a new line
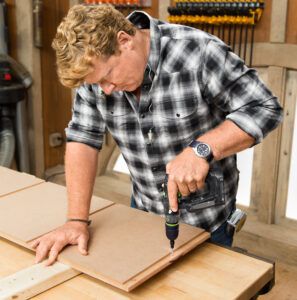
top-left (66, 12), bottom-right (283, 232)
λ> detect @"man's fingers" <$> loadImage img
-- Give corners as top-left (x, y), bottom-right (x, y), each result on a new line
top-left (187, 179), bottom-right (198, 193)
top-left (45, 249), bottom-right (60, 266)
top-left (29, 238), bottom-right (40, 249)
top-left (35, 242), bottom-right (53, 264)
top-left (77, 235), bottom-right (89, 255)
top-left (167, 178), bottom-right (178, 212)
top-left (45, 242), bottom-right (66, 266)
top-left (176, 182), bottom-right (190, 197)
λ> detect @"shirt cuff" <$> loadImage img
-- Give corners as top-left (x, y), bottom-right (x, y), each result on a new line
top-left (65, 127), bottom-right (103, 150)
top-left (226, 111), bottom-right (263, 145)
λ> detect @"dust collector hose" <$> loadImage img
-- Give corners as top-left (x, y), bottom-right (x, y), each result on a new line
top-left (0, 117), bottom-right (15, 167)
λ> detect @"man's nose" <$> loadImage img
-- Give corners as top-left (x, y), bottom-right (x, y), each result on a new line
top-left (101, 82), bottom-right (116, 95)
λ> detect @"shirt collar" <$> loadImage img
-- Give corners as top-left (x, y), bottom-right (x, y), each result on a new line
top-left (127, 11), bottom-right (161, 76)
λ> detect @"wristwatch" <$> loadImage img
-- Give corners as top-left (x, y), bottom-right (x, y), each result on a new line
top-left (188, 140), bottom-right (214, 163)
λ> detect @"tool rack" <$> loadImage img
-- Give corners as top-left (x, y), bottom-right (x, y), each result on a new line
top-left (168, 0), bottom-right (265, 66)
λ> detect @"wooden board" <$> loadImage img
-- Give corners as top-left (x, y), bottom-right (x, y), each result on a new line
top-left (0, 166), bottom-right (44, 197)
top-left (0, 262), bottom-right (79, 300)
top-left (59, 204), bottom-right (209, 291)
top-left (0, 182), bottom-right (113, 245)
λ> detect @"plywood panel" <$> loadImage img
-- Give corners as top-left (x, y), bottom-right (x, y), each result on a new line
top-left (0, 166), bottom-right (44, 197)
top-left (0, 182), bottom-right (113, 244)
top-left (59, 204), bottom-right (209, 291)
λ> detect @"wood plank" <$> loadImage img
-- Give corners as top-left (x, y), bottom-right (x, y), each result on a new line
top-left (0, 262), bottom-right (79, 300)
top-left (59, 204), bottom-right (209, 291)
top-left (249, 68), bottom-right (267, 210)
top-left (286, 0), bottom-right (297, 44)
top-left (253, 43), bottom-right (297, 70)
top-left (41, 0), bottom-right (72, 169)
top-left (275, 70), bottom-right (297, 223)
top-left (0, 166), bottom-right (44, 197)
top-left (270, 0), bottom-right (288, 43)
top-left (0, 182), bottom-right (114, 244)
top-left (256, 67), bottom-right (286, 224)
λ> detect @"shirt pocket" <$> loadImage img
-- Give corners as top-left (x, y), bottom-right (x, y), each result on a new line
top-left (154, 95), bottom-right (198, 127)
top-left (153, 96), bottom-right (200, 147)
top-left (96, 94), bottom-right (132, 126)
top-left (155, 96), bottom-right (198, 119)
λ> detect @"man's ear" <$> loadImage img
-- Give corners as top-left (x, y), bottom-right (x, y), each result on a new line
top-left (117, 31), bottom-right (133, 50)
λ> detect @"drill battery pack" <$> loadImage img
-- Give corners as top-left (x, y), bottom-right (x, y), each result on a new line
top-left (163, 166), bottom-right (225, 213)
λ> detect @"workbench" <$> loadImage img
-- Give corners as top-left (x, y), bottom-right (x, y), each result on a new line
top-left (0, 166), bottom-right (274, 299)
top-left (0, 236), bottom-right (274, 299)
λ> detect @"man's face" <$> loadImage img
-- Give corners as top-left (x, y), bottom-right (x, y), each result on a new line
top-left (84, 31), bottom-right (147, 95)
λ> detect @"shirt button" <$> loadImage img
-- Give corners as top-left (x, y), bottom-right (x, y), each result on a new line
top-left (152, 167), bottom-right (158, 171)
top-left (141, 114), bottom-right (145, 118)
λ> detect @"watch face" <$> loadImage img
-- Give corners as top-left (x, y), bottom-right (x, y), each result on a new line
top-left (196, 143), bottom-right (210, 157)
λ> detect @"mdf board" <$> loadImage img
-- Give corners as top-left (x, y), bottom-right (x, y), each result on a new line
top-left (0, 182), bottom-right (113, 245)
top-left (59, 204), bottom-right (210, 291)
top-left (0, 166), bottom-right (44, 197)
top-left (0, 167), bottom-right (209, 291)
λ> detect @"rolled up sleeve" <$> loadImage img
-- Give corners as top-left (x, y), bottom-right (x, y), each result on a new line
top-left (65, 85), bottom-right (106, 150)
top-left (200, 39), bottom-right (283, 144)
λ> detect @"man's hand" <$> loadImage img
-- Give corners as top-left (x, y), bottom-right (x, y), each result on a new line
top-left (166, 147), bottom-right (210, 212)
top-left (29, 221), bottom-right (89, 266)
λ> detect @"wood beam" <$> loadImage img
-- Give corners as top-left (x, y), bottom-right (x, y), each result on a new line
top-left (0, 262), bottom-right (79, 300)
top-left (270, 0), bottom-right (288, 43)
top-left (253, 43), bottom-right (297, 70)
top-left (256, 67), bottom-right (286, 224)
top-left (275, 70), bottom-right (297, 223)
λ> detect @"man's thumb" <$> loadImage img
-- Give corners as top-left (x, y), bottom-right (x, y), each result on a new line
top-left (78, 236), bottom-right (89, 255)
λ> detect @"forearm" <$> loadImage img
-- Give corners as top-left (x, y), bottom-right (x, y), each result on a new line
top-left (198, 120), bottom-right (255, 161)
top-left (65, 142), bottom-right (99, 220)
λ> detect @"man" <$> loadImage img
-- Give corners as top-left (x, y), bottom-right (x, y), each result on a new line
top-left (31, 4), bottom-right (283, 265)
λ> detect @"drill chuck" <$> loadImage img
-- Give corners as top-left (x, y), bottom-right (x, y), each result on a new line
top-left (165, 210), bottom-right (179, 250)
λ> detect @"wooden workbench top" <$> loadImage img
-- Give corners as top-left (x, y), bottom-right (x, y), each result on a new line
top-left (0, 236), bottom-right (274, 300)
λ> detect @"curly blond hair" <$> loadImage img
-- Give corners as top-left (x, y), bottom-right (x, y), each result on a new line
top-left (52, 4), bottom-right (136, 88)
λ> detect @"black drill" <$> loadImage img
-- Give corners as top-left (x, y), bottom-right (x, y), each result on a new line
top-left (163, 167), bottom-right (225, 253)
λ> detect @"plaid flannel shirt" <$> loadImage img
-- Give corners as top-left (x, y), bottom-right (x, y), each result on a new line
top-left (65, 11), bottom-right (283, 232)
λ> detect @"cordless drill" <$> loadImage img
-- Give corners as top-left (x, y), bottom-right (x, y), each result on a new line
top-left (163, 167), bottom-right (225, 253)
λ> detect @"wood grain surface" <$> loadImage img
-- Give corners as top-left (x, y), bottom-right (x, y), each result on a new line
top-left (0, 166), bottom-right (44, 197)
top-left (0, 182), bottom-right (113, 244)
